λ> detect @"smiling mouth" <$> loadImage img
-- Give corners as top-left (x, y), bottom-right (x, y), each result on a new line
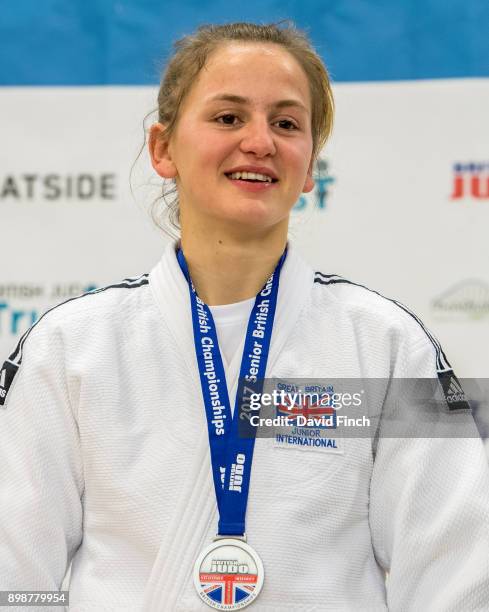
top-left (224, 172), bottom-right (278, 184)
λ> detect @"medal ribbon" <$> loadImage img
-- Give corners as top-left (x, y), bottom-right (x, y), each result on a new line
top-left (177, 247), bottom-right (285, 536)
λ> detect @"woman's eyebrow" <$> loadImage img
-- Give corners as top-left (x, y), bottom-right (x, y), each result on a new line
top-left (206, 93), bottom-right (308, 112)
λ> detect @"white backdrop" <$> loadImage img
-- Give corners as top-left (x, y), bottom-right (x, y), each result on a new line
top-left (1, 79), bottom-right (488, 377)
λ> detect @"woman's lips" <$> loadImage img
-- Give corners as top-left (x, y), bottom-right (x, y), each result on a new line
top-left (225, 176), bottom-right (279, 192)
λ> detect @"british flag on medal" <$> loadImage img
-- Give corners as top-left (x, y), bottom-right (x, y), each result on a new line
top-left (194, 538), bottom-right (264, 610)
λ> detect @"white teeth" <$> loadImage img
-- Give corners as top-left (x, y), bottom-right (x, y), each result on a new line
top-left (228, 171), bottom-right (274, 182)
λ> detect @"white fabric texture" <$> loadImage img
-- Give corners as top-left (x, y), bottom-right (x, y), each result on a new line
top-left (208, 297), bottom-right (255, 367)
top-left (1, 241), bottom-right (488, 611)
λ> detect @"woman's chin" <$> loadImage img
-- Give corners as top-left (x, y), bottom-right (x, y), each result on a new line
top-left (215, 201), bottom-right (288, 230)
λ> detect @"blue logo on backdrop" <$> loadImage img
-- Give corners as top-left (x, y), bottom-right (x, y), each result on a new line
top-left (0, 304), bottom-right (37, 336)
top-left (294, 159), bottom-right (335, 212)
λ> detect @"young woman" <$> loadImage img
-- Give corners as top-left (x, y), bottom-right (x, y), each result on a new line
top-left (1, 22), bottom-right (488, 611)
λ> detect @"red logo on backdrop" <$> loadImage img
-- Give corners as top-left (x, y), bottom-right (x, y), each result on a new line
top-left (451, 162), bottom-right (489, 200)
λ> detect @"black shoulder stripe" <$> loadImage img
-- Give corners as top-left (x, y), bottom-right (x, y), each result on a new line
top-left (8, 274), bottom-right (149, 365)
top-left (313, 272), bottom-right (452, 374)
top-left (0, 274), bottom-right (149, 407)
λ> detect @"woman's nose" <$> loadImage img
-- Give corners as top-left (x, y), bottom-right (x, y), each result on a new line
top-left (239, 119), bottom-right (277, 157)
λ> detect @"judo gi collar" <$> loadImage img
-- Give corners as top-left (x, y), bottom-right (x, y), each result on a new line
top-left (149, 239), bottom-right (315, 393)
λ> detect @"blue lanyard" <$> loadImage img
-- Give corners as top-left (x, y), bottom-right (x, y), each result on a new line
top-left (177, 248), bottom-right (285, 536)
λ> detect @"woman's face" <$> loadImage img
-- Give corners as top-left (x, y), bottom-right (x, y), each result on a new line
top-left (151, 42), bottom-right (315, 232)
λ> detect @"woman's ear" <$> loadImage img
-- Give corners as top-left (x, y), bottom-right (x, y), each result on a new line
top-left (302, 158), bottom-right (315, 193)
top-left (148, 123), bottom-right (177, 179)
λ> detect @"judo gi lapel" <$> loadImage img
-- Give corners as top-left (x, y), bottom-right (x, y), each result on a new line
top-left (144, 242), bottom-right (217, 610)
top-left (141, 424), bottom-right (216, 610)
top-left (226, 241), bottom-right (315, 402)
top-left (149, 241), bottom-right (198, 376)
top-left (261, 241), bottom-right (314, 374)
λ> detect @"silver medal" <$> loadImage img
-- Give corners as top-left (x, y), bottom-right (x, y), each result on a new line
top-left (194, 537), bottom-right (265, 610)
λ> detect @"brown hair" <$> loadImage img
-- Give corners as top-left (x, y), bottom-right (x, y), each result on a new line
top-left (152, 20), bottom-right (334, 234)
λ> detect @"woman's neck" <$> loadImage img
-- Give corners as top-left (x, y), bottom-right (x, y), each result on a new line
top-left (180, 222), bottom-right (288, 306)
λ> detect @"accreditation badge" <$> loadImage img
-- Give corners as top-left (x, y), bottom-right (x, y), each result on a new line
top-left (193, 538), bottom-right (264, 610)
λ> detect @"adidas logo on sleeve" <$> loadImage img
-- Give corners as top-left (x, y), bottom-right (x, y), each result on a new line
top-left (438, 371), bottom-right (471, 412)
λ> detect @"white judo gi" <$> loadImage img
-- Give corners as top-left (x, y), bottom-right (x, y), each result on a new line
top-left (1, 242), bottom-right (489, 611)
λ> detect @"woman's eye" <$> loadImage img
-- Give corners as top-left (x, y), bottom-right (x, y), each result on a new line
top-left (276, 119), bottom-right (298, 130)
top-left (215, 115), bottom-right (298, 130)
top-left (216, 114), bottom-right (239, 125)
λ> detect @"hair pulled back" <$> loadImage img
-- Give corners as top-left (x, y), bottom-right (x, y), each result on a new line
top-left (153, 20), bottom-right (334, 234)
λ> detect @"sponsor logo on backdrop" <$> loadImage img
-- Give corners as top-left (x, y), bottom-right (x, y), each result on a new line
top-left (450, 162), bottom-right (489, 200)
top-left (0, 174), bottom-right (116, 200)
top-left (0, 283), bottom-right (97, 338)
top-left (294, 158), bottom-right (335, 211)
top-left (431, 280), bottom-right (489, 321)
